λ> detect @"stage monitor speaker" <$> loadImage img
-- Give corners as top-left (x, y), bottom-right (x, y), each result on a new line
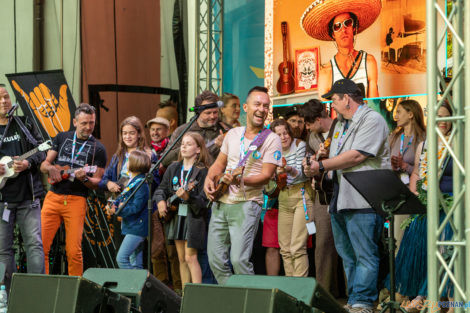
top-left (225, 275), bottom-right (346, 313)
top-left (8, 273), bottom-right (131, 313)
top-left (83, 268), bottom-right (181, 313)
top-left (181, 283), bottom-right (311, 313)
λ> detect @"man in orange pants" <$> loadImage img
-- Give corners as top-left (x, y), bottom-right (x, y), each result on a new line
top-left (40, 103), bottom-right (107, 276)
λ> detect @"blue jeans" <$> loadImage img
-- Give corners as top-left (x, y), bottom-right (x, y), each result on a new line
top-left (0, 199), bottom-right (44, 292)
top-left (117, 234), bottom-right (145, 269)
top-left (330, 211), bottom-right (383, 308)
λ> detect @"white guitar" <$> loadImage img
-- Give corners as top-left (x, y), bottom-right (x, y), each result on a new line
top-left (0, 140), bottom-right (52, 189)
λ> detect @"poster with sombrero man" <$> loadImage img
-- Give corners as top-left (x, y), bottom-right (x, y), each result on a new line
top-left (266, 0), bottom-right (447, 100)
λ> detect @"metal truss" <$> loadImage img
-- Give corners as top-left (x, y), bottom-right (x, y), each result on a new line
top-left (196, 0), bottom-right (223, 96)
top-left (426, 0), bottom-right (469, 310)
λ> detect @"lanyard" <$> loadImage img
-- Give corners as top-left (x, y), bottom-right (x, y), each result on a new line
top-left (239, 127), bottom-right (262, 161)
top-left (301, 187), bottom-right (309, 221)
top-left (335, 121), bottom-right (349, 156)
top-left (400, 134), bottom-right (413, 155)
top-left (114, 177), bottom-right (144, 203)
top-left (71, 132), bottom-right (89, 167)
top-left (180, 164), bottom-right (192, 188)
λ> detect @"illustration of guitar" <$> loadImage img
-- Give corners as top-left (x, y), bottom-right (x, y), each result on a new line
top-left (276, 21), bottom-right (295, 95)
top-left (0, 140), bottom-right (52, 189)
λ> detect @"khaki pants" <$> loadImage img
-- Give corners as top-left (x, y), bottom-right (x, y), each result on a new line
top-left (278, 183), bottom-right (312, 277)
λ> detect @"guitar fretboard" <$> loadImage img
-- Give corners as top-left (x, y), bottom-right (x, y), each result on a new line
top-left (6, 147), bottom-right (39, 167)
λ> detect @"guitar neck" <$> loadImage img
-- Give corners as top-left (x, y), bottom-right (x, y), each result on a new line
top-left (17, 147), bottom-right (39, 161)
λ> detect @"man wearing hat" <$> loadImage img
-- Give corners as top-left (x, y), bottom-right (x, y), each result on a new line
top-left (161, 90), bottom-right (230, 167)
top-left (147, 117), bottom-right (171, 160)
top-left (306, 79), bottom-right (390, 313)
top-left (146, 116), bottom-right (183, 293)
top-left (301, 0), bottom-right (381, 100)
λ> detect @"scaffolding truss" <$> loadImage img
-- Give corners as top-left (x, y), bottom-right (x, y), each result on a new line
top-left (426, 0), bottom-right (468, 310)
top-left (196, 0), bottom-right (223, 96)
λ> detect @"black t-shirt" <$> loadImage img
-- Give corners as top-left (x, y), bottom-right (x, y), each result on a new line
top-left (0, 124), bottom-right (31, 202)
top-left (51, 131), bottom-right (107, 197)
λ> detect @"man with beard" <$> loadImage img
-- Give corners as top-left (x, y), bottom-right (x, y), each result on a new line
top-left (284, 105), bottom-right (307, 140)
top-left (306, 79), bottom-right (390, 313)
top-left (161, 91), bottom-right (229, 167)
top-left (204, 86), bottom-right (282, 284)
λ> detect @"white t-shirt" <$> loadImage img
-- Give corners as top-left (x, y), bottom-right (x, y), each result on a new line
top-left (219, 127), bottom-right (282, 204)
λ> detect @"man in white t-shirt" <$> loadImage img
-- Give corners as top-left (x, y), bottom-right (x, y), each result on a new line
top-left (204, 86), bottom-right (282, 284)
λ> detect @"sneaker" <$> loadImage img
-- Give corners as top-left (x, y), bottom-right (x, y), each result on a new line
top-left (403, 297), bottom-right (424, 313)
top-left (344, 304), bottom-right (353, 311)
top-left (349, 307), bottom-right (374, 313)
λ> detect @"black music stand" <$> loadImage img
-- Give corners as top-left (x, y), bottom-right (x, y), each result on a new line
top-left (343, 170), bottom-right (426, 313)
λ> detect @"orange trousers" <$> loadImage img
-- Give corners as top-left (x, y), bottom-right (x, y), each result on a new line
top-left (41, 191), bottom-right (87, 276)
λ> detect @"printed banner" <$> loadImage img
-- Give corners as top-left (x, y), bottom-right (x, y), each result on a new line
top-left (6, 70), bottom-right (76, 140)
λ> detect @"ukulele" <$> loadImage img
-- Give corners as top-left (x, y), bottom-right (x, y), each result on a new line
top-left (162, 180), bottom-right (197, 223)
top-left (47, 164), bottom-right (98, 185)
top-left (211, 166), bottom-right (245, 202)
top-left (0, 140), bottom-right (52, 189)
top-left (314, 138), bottom-right (333, 205)
top-left (270, 157), bottom-right (287, 198)
top-left (276, 21), bottom-right (295, 95)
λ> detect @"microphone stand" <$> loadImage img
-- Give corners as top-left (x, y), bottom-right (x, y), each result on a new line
top-left (115, 112), bottom-right (201, 271)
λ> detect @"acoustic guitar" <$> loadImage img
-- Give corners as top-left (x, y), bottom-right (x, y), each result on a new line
top-left (0, 140), bottom-right (52, 189)
top-left (276, 21), bottom-right (295, 95)
top-left (270, 157), bottom-right (287, 198)
top-left (162, 180), bottom-right (197, 223)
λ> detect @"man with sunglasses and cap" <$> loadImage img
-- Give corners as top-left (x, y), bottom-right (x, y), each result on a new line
top-left (300, 0), bottom-right (381, 100)
top-left (305, 79), bottom-right (390, 313)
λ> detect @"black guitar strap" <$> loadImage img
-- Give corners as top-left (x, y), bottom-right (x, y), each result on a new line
top-left (345, 50), bottom-right (363, 79)
top-left (13, 116), bottom-right (38, 146)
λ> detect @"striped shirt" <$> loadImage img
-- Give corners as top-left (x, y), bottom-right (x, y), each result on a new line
top-left (283, 140), bottom-right (308, 185)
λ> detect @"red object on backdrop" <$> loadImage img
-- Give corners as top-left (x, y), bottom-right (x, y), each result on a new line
top-left (276, 22), bottom-right (295, 95)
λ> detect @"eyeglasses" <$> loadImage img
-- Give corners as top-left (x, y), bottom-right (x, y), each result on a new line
top-left (332, 18), bottom-right (354, 32)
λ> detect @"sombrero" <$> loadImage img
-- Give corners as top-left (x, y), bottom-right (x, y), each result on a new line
top-left (300, 0), bottom-right (382, 41)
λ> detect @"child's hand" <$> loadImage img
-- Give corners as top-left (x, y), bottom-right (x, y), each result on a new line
top-left (176, 187), bottom-right (190, 201)
top-left (107, 204), bottom-right (116, 215)
top-left (157, 200), bottom-right (168, 218)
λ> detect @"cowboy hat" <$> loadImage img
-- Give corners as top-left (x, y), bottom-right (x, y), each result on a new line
top-left (300, 0), bottom-right (382, 41)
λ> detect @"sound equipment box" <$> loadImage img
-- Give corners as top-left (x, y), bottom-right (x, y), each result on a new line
top-left (8, 273), bottom-right (131, 313)
top-left (181, 283), bottom-right (311, 313)
top-left (83, 268), bottom-right (181, 313)
top-left (225, 275), bottom-right (345, 313)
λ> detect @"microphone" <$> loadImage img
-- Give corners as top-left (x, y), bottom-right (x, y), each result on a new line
top-left (189, 101), bottom-right (224, 113)
top-left (5, 103), bottom-right (19, 118)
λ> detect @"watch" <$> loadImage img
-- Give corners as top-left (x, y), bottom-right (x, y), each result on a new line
top-left (82, 177), bottom-right (89, 183)
top-left (318, 160), bottom-right (325, 174)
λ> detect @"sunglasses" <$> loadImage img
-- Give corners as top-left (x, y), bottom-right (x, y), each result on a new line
top-left (332, 18), bottom-right (354, 32)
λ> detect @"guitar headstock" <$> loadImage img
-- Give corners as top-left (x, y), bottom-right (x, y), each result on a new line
top-left (281, 157), bottom-right (287, 168)
top-left (281, 21), bottom-right (288, 36)
top-left (38, 140), bottom-right (52, 152)
top-left (232, 166), bottom-right (244, 177)
top-left (186, 180), bottom-right (199, 192)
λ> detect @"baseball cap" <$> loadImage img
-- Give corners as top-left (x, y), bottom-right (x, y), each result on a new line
top-left (321, 79), bottom-right (361, 99)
